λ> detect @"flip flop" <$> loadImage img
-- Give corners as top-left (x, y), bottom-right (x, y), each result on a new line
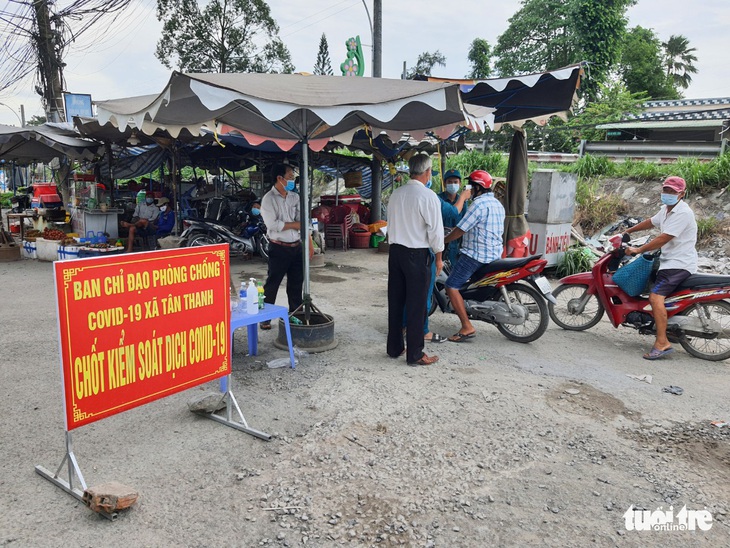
top-left (448, 332), bottom-right (476, 343)
top-left (259, 321), bottom-right (272, 330)
top-left (424, 333), bottom-right (447, 343)
top-left (643, 347), bottom-right (674, 360)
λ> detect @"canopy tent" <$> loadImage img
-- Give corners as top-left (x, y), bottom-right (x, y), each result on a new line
top-left (94, 72), bottom-right (493, 145)
top-left (419, 64), bottom-right (583, 131)
top-left (94, 72), bottom-right (492, 318)
top-left (0, 123), bottom-right (99, 164)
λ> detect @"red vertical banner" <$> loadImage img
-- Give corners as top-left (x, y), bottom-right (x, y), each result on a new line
top-left (54, 245), bottom-right (231, 430)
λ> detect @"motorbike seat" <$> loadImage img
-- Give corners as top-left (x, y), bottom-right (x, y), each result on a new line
top-left (468, 255), bottom-right (543, 282)
top-left (677, 273), bottom-right (730, 290)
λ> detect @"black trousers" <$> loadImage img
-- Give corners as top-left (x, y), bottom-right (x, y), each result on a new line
top-left (264, 242), bottom-right (304, 312)
top-left (387, 244), bottom-right (430, 363)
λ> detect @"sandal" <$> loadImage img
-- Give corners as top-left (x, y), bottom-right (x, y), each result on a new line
top-left (259, 321), bottom-right (272, 330)
top-left (424, 333), bottom-right (446, 343)
top-left (448, 332), bottom-right (476, 342)
top-left (408, 353), bottom-right (439, 366)
top-left (643, 346), bottom-right (674, 360)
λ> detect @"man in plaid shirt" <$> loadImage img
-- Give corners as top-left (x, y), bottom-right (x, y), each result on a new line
top-left (443, 170), bottom-right (505, 342)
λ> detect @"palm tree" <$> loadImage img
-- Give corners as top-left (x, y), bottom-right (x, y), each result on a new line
top-left (663, 35), bottom-right (698, 89)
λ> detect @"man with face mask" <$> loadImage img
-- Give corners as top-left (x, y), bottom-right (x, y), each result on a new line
top-left (624, 176), bottom-right (698, 360)
top-left (154, 197), bottom-right (175, 239)
top-left (443, 170), bottom-right (505, 342)
top-left (121, 191), bottom-right (160, 252)
top-left (258, 163), bottom-right (304, 329)
top-left (438, 169), bottom-right (471, 266)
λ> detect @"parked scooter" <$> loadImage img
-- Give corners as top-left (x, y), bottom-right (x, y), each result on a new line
top-left (548, 234), bottom-right (730, 361)
top-left (430, 255), bottom-right (556, 343)
top-left (180, 207), bottom-right (269, 259)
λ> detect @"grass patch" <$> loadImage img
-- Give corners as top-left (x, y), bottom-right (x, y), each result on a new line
top-left (555, 245), bottom-right (595, 277)
top-left (696, 216), bottom-right (722, 244)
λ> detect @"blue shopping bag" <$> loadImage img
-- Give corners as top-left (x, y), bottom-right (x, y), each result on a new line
top-left (612, 253), bottom-right (655, 296)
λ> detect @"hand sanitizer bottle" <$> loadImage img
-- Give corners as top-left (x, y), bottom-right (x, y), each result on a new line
top-left (247, 278), bottom-right (258, 315)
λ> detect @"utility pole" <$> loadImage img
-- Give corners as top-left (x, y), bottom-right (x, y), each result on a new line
top-left (369, 0), bottom-right (383, 222)
top-left (372, 0), bottom-right (382, 78)
top-left (32, 0), bottom-right (65, 122)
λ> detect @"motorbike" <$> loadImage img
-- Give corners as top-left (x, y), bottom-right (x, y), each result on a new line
top-left (548, 234), bottom-right (730, 361)
top-left (180, 196), bottom-right (270, 259)
top-left (430, 254), bottom-right (556, 343)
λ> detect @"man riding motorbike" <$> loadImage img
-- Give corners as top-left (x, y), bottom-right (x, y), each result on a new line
top-left (443, 170), bottom-right (506, 342)
top-left (623, 176), bottom-right (698, 360)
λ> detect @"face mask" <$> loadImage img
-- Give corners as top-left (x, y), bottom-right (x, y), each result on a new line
top-left (251, 207), bottom-right (261, 216)
top-left (446, 183), bottom-right (460, 194)
top-left (160, 205), bottom-right (167, 212)
top-left (661, 193), bottom-right (679, 206)
top-left (145, 198), bottom-right (154, 204)
top-left (285, 180), bottom-right (296, 191)
top-left (425, 178), bottom-right (432, 189)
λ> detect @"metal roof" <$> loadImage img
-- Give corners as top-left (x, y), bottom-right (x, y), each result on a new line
top-left (597, 119), bottom-right (726, 130)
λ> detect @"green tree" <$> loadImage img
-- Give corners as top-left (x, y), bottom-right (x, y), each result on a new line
top-left (493, 0), bottom-right (634, 98)
top-left (567, 81), bottom-right (647, 142)
top-left (406, 51), bottom-right (446, 78)
top-left (619, 26), bottom-right (677, 100)
top-left (493, 0), bottom-right (576, 76)
top-left (466, 38), bottom-right (492, 79)
top-left (663, 34), bottom-right (698, 90)
top-left (155, 0), bottom-right (294, 74)
top-left (26, 115), bottom-right (47, 126)
top-left (313, 33), bottom-right (333, 75)
top-left (572, 0), bottom-right (636, 101)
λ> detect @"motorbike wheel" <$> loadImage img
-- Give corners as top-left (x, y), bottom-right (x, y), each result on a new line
top-left (187, 233), bottom-right (218, 247)
top-left (496, 283), bottom-right (549, 343)
top-left (257, 233), bottom-right (270, 261)
top-left (548, 284), bottom-right (605, 331)
top-left (678, 300), bottom-right (730, 361)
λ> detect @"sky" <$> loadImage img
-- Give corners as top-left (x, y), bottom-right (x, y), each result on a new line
top-left (0, 0), bottom-right (729, 127)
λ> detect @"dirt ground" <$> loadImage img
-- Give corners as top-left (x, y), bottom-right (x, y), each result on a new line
top-left (0, 235), bottom-right (729, 546)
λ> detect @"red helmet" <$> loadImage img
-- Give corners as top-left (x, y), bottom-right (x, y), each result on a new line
top-left (468, 170), bottom-right (493, 190)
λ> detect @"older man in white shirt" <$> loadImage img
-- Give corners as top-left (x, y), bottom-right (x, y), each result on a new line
top-left (386, 153), bottom-right (444, 366)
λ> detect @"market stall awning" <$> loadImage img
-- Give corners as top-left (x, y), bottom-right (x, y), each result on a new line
top-left (420, 64), bottom-right (583, 130)
top-left (0, 123), bottom-right (100, 164)
top-left (94, 72), bottom-right (494, 149)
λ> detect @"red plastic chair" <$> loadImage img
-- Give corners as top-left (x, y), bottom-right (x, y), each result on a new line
top-left (324, 206), bottom-right (354, 251)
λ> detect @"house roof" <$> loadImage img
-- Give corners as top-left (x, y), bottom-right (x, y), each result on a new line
top-left (599, 97), bottom-right (730, 130)
top-left (596, 119), bottom-right (726, 130)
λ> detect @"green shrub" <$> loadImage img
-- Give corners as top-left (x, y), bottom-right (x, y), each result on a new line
top-left (445, 150), bottom-right (508, 179)
top-left (572, 154), bottom-right (614, 178)
top-left (555, 246), bottom-right (595, 277)
top-left (1, 192), bottom-right (13, 208)
top-left (617, 159), bottom-right (666, 182)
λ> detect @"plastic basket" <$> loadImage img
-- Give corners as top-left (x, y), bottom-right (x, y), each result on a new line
top-left (349, 231), bottom-right (370, 249)
top-left (612, 254), bottom-right (654, 296)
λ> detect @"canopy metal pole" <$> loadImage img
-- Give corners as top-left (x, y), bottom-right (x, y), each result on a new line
top-left (301, 112), bottom-right (312, 321)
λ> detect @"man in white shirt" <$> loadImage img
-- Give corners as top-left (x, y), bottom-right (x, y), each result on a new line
top-left (625, 176), bottom-right (698, 360)
top-left (259, 163), bottom-right (303, 329)
top-left (386, 153), bottom-right (444, 366)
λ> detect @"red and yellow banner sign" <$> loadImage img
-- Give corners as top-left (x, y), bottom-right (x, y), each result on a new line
top-left (54, 245), bottom-right (231, 430)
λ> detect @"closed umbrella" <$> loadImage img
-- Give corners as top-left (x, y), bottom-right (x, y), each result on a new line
top-left (503, 130), bottom-right (531, 257)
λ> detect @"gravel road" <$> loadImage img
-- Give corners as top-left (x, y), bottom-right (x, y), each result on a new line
top-left (0, 248), bottom-right (728, 547)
